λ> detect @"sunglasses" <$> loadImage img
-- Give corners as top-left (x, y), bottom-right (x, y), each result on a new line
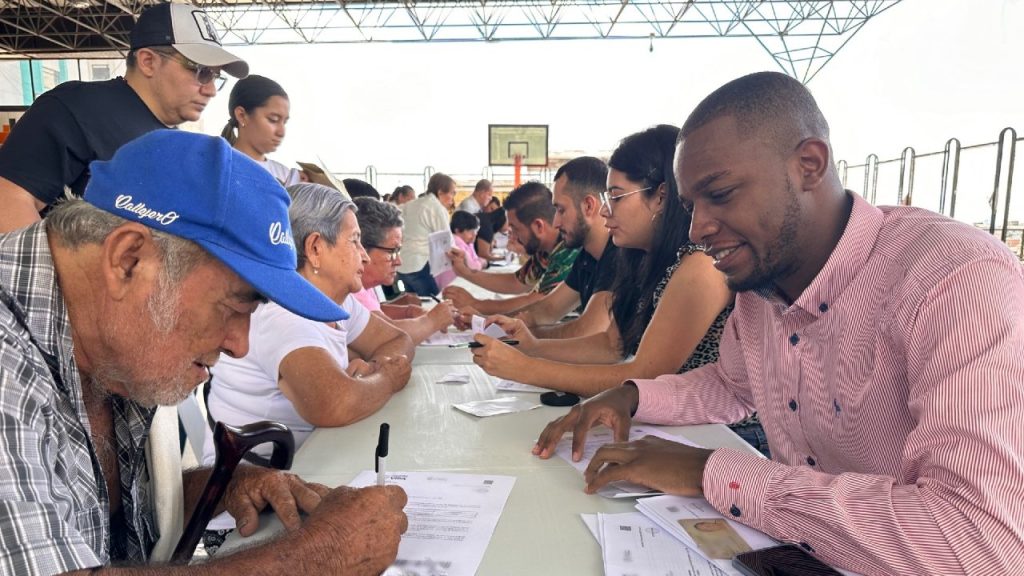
top-left (150, 49), bottom-right (226, 90)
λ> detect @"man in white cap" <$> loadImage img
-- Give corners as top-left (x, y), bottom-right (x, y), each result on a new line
top-left (0, 130), bottom-right (407, 574)
top-left (0, 3), bottom-right (248, 233)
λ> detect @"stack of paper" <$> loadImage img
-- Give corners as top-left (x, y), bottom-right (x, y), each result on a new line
top-left (349, 471), bottom-right (515, 576)
top-left (588, 511), bottom-right (728, 576)
top-left (635, 494), bottom-right (778, 575)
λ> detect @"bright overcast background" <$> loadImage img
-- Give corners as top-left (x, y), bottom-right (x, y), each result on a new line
top-left (202, 0), bottom-right (1024, 224)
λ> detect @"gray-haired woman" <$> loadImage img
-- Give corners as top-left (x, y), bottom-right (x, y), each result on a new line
top-left (201, 183), bottom-right (414, 547)
top-left (352, 197), bottom-right (457, 344)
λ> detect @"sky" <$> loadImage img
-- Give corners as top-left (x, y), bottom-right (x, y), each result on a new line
top-left (199, 0), bottom-right (1024, 225)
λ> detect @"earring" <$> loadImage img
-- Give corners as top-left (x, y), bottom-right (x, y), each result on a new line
top-left (240, 121), bottom-right (246, 128)
top-left (313, 266), bottom-right (319, 275)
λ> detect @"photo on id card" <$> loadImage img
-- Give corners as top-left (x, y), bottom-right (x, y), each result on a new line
top-left (679, 518), bottom-right (753, 559)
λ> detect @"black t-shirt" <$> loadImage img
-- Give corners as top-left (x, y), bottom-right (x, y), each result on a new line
top-left (0, 78), bottom-right (165, 207)
top-left (564, 239), bottom-right (618, 308)
top-left (476, 212), bottom-right (498, 245)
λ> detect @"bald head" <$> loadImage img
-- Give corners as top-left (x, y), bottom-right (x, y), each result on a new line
top-left (680, 71), bottom-right (830, 158)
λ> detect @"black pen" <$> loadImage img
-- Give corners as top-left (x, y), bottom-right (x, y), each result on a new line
top-left (375, 423), bottom-right (389, 486)
top-left (449, 339), bottom-right (520, 349)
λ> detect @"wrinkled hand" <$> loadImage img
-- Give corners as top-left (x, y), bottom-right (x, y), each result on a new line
top-left (299, 485), bottom-right (409, 576)
top-left (221, 465), bottom-right (331, 537)
top-left (446, 247), bottom-right (473, 277)
top-left (346, 358), bottom-right (373, 378)
top-left (427, 300), bottom-right (457, 332)
top-left (371, 354), bottom-right (412, 392)
top-left (584, 436), bottom-right (714, 497)
top-left (485, 315), bottom-right (538, 353)
top-left (532, 385), bottom-right (640, 461)
top-left (441, 285), bottom-right (476, 309)
top-left (469, 334), bottom-right (529, 380)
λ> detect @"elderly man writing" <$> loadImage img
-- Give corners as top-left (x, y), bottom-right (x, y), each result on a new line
top-left (0, 130), bottom-right (406, 575)
top-left (535, 72), bottom-right (1024, 574)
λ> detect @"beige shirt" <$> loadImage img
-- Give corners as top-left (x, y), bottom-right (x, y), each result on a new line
top-left (397, 194), bottom-right (450, 273)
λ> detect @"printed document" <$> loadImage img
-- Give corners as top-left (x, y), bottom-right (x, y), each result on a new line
top-left (349, 470), bottom-right (515, 576)
top-left (600, 512), bottom-right (727, 576)
top-left (428, 230), bottom-right (454, 276)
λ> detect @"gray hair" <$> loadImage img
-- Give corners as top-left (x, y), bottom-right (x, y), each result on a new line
top-left (286, 182), bottom-right (357, 270)
top-left (46, 198), bottom-right (208, 284)
top-left (353, 197), bottom-right (403, 248)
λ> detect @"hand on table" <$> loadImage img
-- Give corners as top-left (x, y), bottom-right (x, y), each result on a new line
top-left (345, 358), bottom-right (374, 378)
top-left (390, 292), bottom-right (422, 307)
top-left (404, 304), bottom-right (426, 319)
top-left (369, 354), bottom-right (412, 392)
top-left (532, 385), bottom-right (640, 461)
top-left (298, 485), bottom-right (409, 575)
top-left (584, 436), bottom-right (715, 497)
top-left (470, 333), bottom-right (530, 380)
top-left (222, 464), bottom-right (331, 536)
top-left (484, 314), bottom-right (538, 353)
top-left (441, 285), bottom-right (476, 310)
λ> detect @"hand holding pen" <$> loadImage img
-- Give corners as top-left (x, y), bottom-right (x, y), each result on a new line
top-left (375, 423), bottom-right (389, 486)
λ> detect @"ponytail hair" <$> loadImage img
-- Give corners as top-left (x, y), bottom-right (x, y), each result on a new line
top-left (220, 75), bottom-right (289, 145)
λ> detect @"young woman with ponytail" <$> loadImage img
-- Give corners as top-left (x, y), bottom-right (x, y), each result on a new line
top-left (220, 74), bottom-right (302, 186)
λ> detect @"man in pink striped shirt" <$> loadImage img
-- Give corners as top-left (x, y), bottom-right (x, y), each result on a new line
top-left (534, 71), bottom-right (1024, 575)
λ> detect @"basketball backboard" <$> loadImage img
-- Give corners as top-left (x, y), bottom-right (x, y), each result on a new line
top-left (488, 124), bottom-right (549, 167)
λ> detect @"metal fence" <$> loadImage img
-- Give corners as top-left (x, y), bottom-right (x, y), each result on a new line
top-left (837, 127), bottom-right (1022, 256)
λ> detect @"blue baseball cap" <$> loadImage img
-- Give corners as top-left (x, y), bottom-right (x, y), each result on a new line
top-left (84, 129), bottom-right (347, 323)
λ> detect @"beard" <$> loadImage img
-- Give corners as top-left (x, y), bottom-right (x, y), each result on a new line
top-left (728, 178), bottom-right (802, 294)
top-left (523, 231), bottom-right (542, 256)
top-left (561, 213), bottom-right (590, 250)
top-left (91, 271), bottom-right (200, 408)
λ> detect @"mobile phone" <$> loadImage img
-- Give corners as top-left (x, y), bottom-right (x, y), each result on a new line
top-left (733, 544), bottom-right (843, 576)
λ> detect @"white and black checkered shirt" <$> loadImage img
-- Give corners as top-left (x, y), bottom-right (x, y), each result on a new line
top-left (0, 223), bottom-right (158, 574)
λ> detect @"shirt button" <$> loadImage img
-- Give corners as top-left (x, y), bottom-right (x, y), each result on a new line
top-left (819, 302), bottom-right (829, 313)
top-left (833, 399), bottom-right (842, 414)
top-left (729, 505), bottom-right (742, 517)
top-left (806, 456), bottom-right (816, 466)
top-left (789, 399), bottom-right (798, 411)
top-left (789, 333), bottom-right (799, 345)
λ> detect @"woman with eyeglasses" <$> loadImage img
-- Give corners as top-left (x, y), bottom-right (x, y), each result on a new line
top-left (201, 184), bottom-right (415, 551)
top-left (472, 125), bottom-right (768, 456)
top-left (220, 75), bottom-right (302, 186)
top-left (351, 197), bottom-right (458, 344)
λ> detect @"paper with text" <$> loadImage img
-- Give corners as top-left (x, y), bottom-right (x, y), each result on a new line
top-left (350, 470), bottom-right (515, 576)
top-left (428, 230), bottom-right (454, 277)
top-left (599, 512), bottom-right (727, 576)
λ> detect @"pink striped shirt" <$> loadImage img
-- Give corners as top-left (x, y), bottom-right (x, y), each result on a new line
top-left (634, 193), bottom-right (1024, 575)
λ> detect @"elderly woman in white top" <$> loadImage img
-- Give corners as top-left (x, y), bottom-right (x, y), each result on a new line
top-left (201, 183), bottom-right (414, 539)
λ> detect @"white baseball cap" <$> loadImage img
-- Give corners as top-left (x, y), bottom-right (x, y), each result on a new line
top-left (131, 3), bottom-right (248, 78)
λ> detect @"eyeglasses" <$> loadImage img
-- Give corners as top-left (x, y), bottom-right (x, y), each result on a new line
top-left (599, 187), bottom-right (651, 217)
top-left (365, 244), bottom-right (402, 262)
top-left (150, 49), bottom-right (226, 90)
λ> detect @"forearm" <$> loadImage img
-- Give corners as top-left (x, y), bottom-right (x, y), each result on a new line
top-left (371, 334), bottom-right (416, 364)
top-left (513, 354), bottom-right (665, 397)
top-left (391, 316), bottom-right (443, 345)
top-left (458, 269), bottom-right (531, 294)
top-left (472, 292), bottom-right (544, 315)
top-left (527, 331), bottom-right (621, 364)
top-left (532, 292), bottom-right (611, 339)
top-left (0, 179), bottom-right (43, 233)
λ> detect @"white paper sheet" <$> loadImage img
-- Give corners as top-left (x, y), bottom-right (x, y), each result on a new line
top-left (493, 378), bottom-right (551, 393)
top-left (349, 470), bottom-right (516, 576)
top-left (555, 426), bottom-right (702, 498)
top-left (581, 513), bottom-right (601, 544)
top-left (428, 230), bottom-right (454, 276)
top-left (599, 512), bottom-right (727, 576)
top-left (453, 396), bottom-right (542, 417)
top-left (471, 315), bottom-right (507, 338)
top-left (635, 495), bottom-right (778, 576)
top-left (436, 372), bottom-right (471, 384)
top-left (420, 331), bottom-right (475, 347)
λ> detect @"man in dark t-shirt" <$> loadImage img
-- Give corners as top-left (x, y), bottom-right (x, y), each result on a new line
top-left (513, 156), bottom-right (619, 339)
top-left (0, 2), bottom-right (248, 232)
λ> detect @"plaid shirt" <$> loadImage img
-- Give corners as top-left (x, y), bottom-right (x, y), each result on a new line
top-left (0, 223), bottom-right (158, 574)
top-left (513, 239), bottom-right (580, 295)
